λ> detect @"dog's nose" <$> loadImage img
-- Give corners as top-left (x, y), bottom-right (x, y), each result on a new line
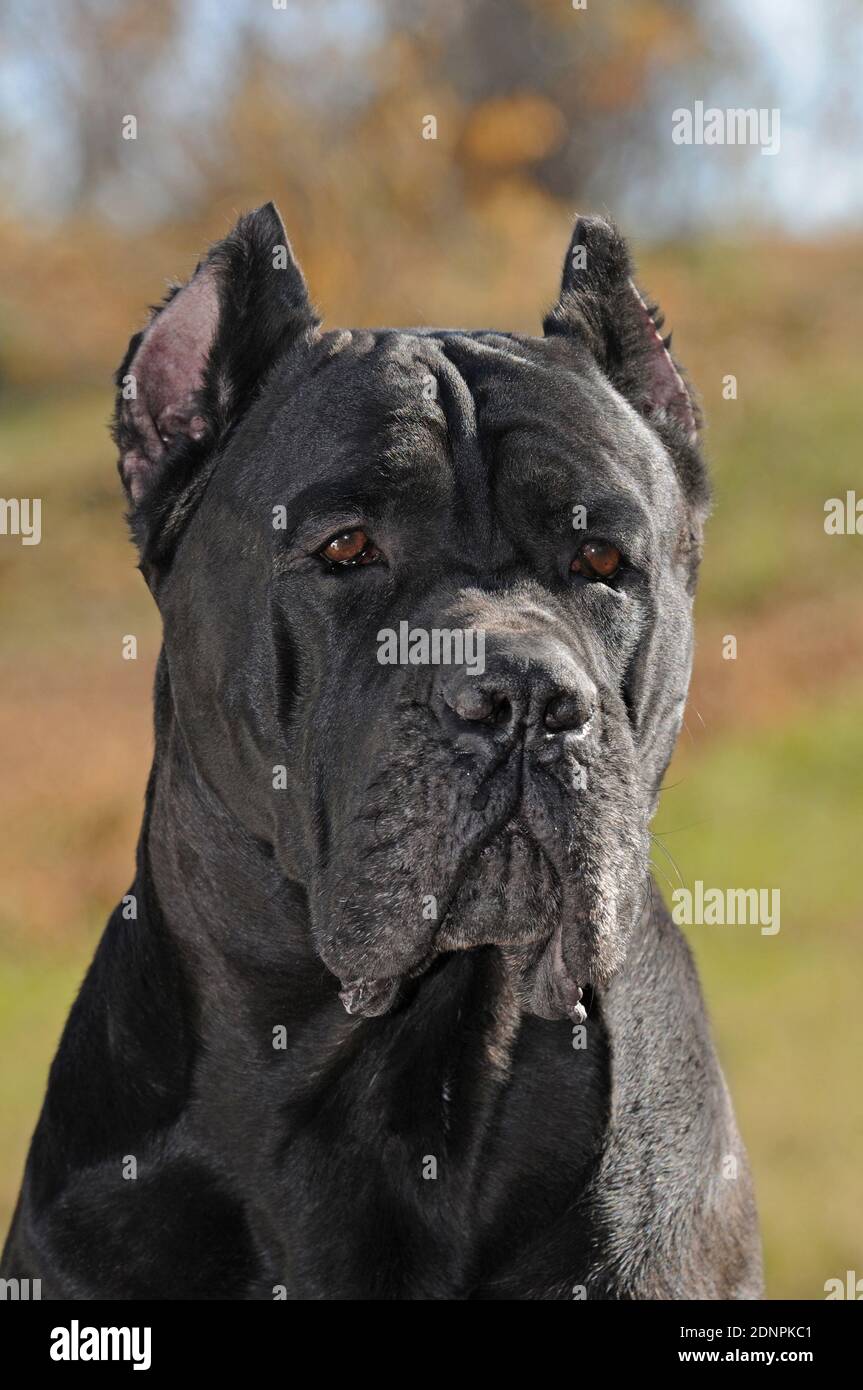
top-left (439, 653), bottom-right (596, 739)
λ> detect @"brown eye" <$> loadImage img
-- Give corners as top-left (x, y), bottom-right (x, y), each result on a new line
top-left (571, 540), bottom-right (621, 580)
top-left (319, 528), bottom-right (380, 566)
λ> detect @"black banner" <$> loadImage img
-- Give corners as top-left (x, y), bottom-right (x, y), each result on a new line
top-left (0, 1297), bottom-right (857, 1375)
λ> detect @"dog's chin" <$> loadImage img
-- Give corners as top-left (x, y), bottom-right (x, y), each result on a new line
top-left (427, 829), bottom-right (591, 1021)
top-left (335, 826), bottom-right (631, 1022)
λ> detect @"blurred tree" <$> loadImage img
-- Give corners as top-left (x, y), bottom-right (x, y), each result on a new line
top-left (391, 0), bottom-right (705, 204)
top-left (0, 0), bottom-right (860, 384)
top-left (0, 0), bottom-right (733, 228)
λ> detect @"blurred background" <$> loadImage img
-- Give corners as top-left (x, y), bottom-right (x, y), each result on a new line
top-left (1, 0), bottom-right (861, 1299)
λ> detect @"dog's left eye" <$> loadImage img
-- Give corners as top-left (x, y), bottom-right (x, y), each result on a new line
top-left (318, 528), bottom-right (381, 567)
top-left (570, 540), bottom-right (622, 581)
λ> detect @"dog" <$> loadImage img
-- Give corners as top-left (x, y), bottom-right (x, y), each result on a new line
top-left (1, 205), bottom-right (763, 1299)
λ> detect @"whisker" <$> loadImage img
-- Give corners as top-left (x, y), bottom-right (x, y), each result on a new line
top-left (656, 776), bottom-right (685, 794)
top-left (648, 856), bottom-right (677, 895)
top-left (649, 831), bottom-right (685, 888)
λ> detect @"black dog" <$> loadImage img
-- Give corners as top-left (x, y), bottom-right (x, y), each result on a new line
top-left (2, 205), bottom-right (762, 1299)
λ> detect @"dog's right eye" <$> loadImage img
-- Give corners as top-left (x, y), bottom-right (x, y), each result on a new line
top-left (318, 529), bottom-right (381, 567)
top-left (570, 539), bottom-right (622, 582)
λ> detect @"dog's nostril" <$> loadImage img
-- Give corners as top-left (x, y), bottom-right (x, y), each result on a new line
top-left (544, 692), bottom-right (592, 733)
top-left (452, 686), bottom-right (512, 727)
top-left (452, 685), bottom-right (495, 723)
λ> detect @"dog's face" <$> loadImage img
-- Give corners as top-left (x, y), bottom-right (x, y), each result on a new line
top-left (115, 205), bottom-right (709, 1019)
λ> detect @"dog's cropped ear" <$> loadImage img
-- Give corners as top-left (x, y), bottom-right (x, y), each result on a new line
top-left (114, 202), bottom-right (318, 515)
top-left (543, 215), bottom-right (699, 450)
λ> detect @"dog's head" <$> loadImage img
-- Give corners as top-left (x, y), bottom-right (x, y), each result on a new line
top-left (114, 203), bottom-right (708, 1020)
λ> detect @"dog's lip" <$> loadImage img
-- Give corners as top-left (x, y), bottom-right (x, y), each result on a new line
top-left (544, 922), bottom-right (587, 1021)
top-left (338, 976), bottom-right (403, 1018)
top-left (338, 926), bottom-right (588, 1024)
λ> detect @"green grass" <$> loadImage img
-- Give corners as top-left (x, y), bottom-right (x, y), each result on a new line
top-left (654, 695), bottom-right (863, 1299)
top-left (655, 693), bottom-right (863, 923)
top-left (0, 387), bottom-right (155, 654)
top-left (0, 941), bottom-right (98, 1224)
top-left (701, 372), bottom-right (863, 616)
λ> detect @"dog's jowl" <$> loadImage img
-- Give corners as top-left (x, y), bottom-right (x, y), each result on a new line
top-left (1, 205), bottom-right (763, 1300)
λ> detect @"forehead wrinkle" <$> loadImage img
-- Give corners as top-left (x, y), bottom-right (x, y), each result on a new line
top-left (365, 333), bottom-right (490, 547)
top-left (359, 336), bottom-right (456, 514)
top-left (431, 341), bottom-right (491, 541)
top-left (482, 355), bottom-right (675, 510)
top-left (433, 334), bottom-right (566, 550)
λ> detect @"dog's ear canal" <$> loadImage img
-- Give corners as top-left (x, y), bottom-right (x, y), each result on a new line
top-left (543, 215), bottom-right (698, 445)
top-left (114, 202), bottom-right (318, 506)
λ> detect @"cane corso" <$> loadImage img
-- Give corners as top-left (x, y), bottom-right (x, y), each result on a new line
top-left (2, 205), bottom-right (763, 1299)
